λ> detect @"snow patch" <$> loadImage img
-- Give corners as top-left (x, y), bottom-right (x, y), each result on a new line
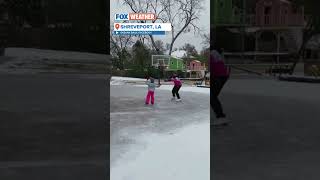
top-left (110, 79), bottom-right (126, 86)
top-left (110, 76), bottom-right (146, 86)
top-left (111, 76), bottom-right (146, 82)
top-left (4, 48), bottom-right (107, 62)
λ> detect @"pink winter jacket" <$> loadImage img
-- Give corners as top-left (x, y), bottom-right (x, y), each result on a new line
top-left (171, 77), bottom-right (182, 86)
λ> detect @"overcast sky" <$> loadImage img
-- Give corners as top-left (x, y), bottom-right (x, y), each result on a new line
top-left (110, 0), bottom-right (210, 52)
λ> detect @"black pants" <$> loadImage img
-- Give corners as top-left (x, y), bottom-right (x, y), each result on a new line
top-left (172, 85), bottom-right (181, 99)
top-left (210, 76), bottom-right (228, 118)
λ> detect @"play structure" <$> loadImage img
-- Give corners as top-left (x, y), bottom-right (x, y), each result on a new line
top-left (187, 60), bottom-right (210, 87)
top-left (187, 60), bottom-right (206, 78)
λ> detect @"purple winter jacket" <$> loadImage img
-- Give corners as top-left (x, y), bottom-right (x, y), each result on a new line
top-left (210, 50), bottom-right (230, 77)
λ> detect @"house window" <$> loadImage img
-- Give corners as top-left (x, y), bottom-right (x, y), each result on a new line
top-left (264, 6), bottom-right (271, 14)
top-left (264, 6), bottom-right (272, 24)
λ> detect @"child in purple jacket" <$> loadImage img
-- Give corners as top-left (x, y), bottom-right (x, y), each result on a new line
top-left (210, 49), bottom-right (230, 125)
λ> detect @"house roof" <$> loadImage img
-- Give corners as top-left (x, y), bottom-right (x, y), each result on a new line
top-left (280, 0), bottom-right (291, 4)
top-left (257, 0), bottom-right (291, 4)
top-left (191, 60), bottom-right (201, 63)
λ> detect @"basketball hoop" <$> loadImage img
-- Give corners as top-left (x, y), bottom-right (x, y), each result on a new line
top-left (151, 55), bottom-right (171, 68)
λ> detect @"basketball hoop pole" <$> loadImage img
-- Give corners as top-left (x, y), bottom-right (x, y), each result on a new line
top-left (158, 64), bottom-right (161, 86)
top-left (152, 55), bottom-right (170, 86)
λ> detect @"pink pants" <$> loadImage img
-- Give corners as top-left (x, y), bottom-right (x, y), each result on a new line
top-left (145, 91), bottom-right (155, 104)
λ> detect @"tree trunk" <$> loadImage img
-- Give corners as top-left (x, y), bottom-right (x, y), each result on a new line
top-left (149, 35), bottom-right (160, 54)
top-left (169, 41), bottom-right (174, 56)
top-left (168, 37), bottom-right (179, 56)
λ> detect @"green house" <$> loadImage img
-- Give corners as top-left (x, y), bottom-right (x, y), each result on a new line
top-left (167, 57), bottom-right (185, 71)
top-left (211, 0), bottom-right (241, 25)
top-left (151, 55), bottom-right (185, 72)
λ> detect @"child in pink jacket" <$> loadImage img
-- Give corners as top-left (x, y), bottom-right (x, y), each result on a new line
top-left (171, 74), bottom-right (182, 102)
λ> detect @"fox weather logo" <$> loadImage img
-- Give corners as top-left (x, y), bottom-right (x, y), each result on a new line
top-left (114, 13), bottom-right (157, 21)
top-left (114, 13), bottom-right (129, 21)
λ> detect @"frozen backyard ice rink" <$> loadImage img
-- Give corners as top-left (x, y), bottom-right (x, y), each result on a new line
top-left (110, 77), bottom-right (210, 180)
top-left (111, 76), bottom-right (320, 180)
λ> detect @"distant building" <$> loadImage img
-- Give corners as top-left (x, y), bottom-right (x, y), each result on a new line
top-left (255, 0), bottom-right (304, 26)
top-left (167, 57), bottom-right (185, 72)
top-left (211, 0), bottom-right (241, 25)
top-left (212, 0), bottom-right (305, 63)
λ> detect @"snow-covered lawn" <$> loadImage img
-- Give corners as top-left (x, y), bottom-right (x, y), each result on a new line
top-left (0, 48), bottom-right (108, 73)
top-left (110, 76), bottom-right (146, 85)
top-left (111, 76), bottom-right (146, 81)
top-left (111, 122), bottom-right (210, 180)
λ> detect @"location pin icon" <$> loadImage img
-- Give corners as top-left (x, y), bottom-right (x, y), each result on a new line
top-left (115, 24), bottom-right (120, 30)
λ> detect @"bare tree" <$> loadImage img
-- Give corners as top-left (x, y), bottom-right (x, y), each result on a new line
top-left (154, 39), bottom-right (166, 52)
top-left (110, 27), bottom-right (134, 70)
top-left (165, 43), bottom-right (171, 51)
top-left (181, 43), bottom-right (198, 57)
top-left (201, 33), bottom-right (210, 49)
top-left (163, 0), bottom-right (203, 55)
top-left (122, 0), bottom-right (203, 55)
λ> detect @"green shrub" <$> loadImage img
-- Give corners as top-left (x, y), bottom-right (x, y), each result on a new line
top-left (146, 67), bottom-right (159, 78)
top-left (125, 69), bottom-right (146, 78)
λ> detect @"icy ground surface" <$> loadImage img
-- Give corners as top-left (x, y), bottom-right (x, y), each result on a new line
top-left (110, 77), bottom-right (210, 180)
top-left (0, 48), bottom-right (108, 73)
top-left (111, 76), bottom-right (320, 180)
top-left (4, 47), bottom-right (107, 61)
